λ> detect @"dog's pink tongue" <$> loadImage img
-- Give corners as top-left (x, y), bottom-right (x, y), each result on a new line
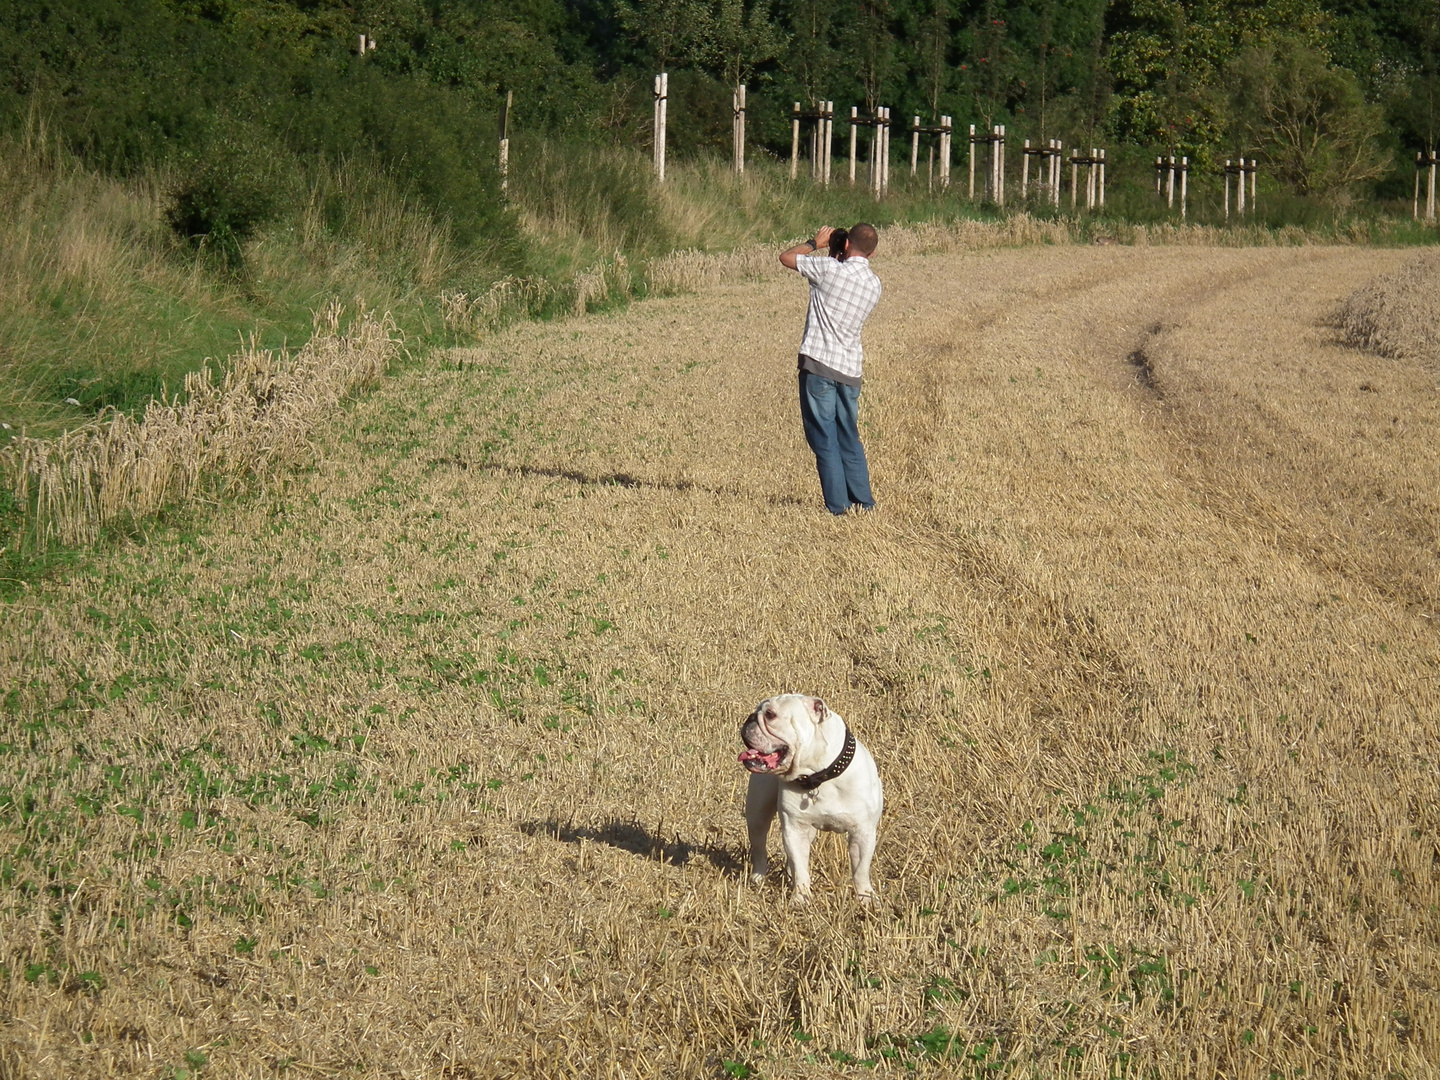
top-left (738, 748), bottom-right (781, 771)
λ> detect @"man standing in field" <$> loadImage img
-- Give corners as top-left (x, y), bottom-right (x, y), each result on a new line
top-left (780, 223), bottom-right (882, 515)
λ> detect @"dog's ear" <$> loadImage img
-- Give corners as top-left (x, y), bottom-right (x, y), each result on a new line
top-left (812, 697), bottom-right (828, 721)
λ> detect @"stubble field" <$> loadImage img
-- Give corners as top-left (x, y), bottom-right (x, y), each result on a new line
top-left (1, 241), bottom-right (1437, 1078)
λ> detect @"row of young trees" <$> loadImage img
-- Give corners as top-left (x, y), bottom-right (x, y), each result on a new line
top-left (606, 0), bottom-right (1439, 198)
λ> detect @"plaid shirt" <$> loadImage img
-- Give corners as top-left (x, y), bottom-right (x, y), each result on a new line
top-left (795, 253), bottom-right (882, 380)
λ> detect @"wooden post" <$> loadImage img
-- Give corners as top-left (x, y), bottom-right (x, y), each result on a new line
top-left (968, 124), bottom-right (976, 199)
top-left (911, 116), bottom-right (920, 176)
top-left (997, 128), bottom-right (1006, 200)
top-left (653, 74), bottom-right (668, 181)
top-left (1428, 152), bottom-right (1436, 219)
top-left (823, 114), bottom-right (832, 181)
top-left (1417, 154), bottom-right (1423, 220)
top-left (1086, 147), bottom-right (1096, 210)
top-left (358, 33), bottom-right (367, 56)
top-left (864, 111), bottom-right (875, 197)
top-left (941, 117), bottom-right (952, 189)
top-left (1179, 156), bottom-right (1187, 220)
top-left (498, 90), bottom-right (513, 203)
top-left (868, 113), bottom-right (877, 192)
top-left (1250, 159), bottom-right (1257, 209)
top-left (807, 107), bottom-right (821, 181)
top-left (1070, 149), bottom-right (1078, 210)
top-left (1166, 155), bottom-right (1175, 209)
top-left (1021, 139), bottom-right (1030, 199)
top-left (997, 126), bottom-right (1004, 202)
top-left (988, 126), bottom-right (997, 201)
top-left (881, 108), bottom-right (892, 197)
top-left (849, 107), bottom-right (858, 185)
top-left (998, 125), bottom-right (1006, 206)
top-left (1237, 157), bottom-right (1246, 215)
top-left (1098, 148), bottom-right (1106, 209)
top-left (879, 108), bottom-right (887, 194)
top-left (1051, 140), bottom-right (1061, 207)
top-left (740, 84), bottom-right (747, 174)
top-left (1155, 156), bottom-right (1162, 194)
top-left (985, 126), bottom-right (993, 201)
top-left (1224, 160), bottom-right (1231, 220)
top-left (790, 102), bottom-right (801, 181)
top-left (733, 84), bottom-right (747, 174)
top-left (814, 102), bottom-right (822, 184)
top-left (816, 106), bottom-right (824, 181)
top-left (1428, 151), bottom-right (1436, 219)
top-left (823, 102), bottom-right (834, 185)
top-left (658, 72), bottom-right (668, 181)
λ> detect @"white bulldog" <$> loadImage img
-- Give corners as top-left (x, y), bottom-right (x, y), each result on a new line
top-left (739, 694), bottom-right (883, 902)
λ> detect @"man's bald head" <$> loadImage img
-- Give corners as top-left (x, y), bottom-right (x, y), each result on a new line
top-left (848, 223), bottom-right (878, 256)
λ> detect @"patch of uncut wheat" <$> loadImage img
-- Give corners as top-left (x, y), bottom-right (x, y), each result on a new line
top-left (1334, 248), bottom-right (1440, 366)
top-left (1, 246), bottom-right (1436, 1078)
top-left (646, 216), bottom-right (1078, 297)
top-left (644, 215), bottom-right (1363, 298)
top-left (0, 303), bottom-right (398, 549)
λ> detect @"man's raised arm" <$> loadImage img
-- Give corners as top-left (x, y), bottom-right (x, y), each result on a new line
top-left (780, 226), bottom-right (835, 271)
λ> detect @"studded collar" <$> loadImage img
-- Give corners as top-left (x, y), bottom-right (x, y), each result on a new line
top-left (792, 726), bottom-right (856, 790)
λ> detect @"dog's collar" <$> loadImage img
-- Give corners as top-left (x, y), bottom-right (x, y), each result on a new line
top-left (792, 727), bottom-right (856, 790)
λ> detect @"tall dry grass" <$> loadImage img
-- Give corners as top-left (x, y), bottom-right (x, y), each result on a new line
top-left (1, 304), bottom-right (396, 548)
top-left (646, 216), bottom-right (1079, 296)
top-left (0, 124), bottom-right (199, 431)
top-left (0, 124), bottom-right (173, 307)
top-left (641, 210), bottom-right (1429, 298)
top-left (0, 127), bottom-right (460, 449)
top-left (284, 159), bottom-right (466, 293)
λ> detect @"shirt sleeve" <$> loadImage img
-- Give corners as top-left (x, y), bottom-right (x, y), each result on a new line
top-left (795, 252), bottom-right (832, 284)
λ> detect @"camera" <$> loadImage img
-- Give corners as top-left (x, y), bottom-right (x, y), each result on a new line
top-left (828, 228), bottom-right (848, 261)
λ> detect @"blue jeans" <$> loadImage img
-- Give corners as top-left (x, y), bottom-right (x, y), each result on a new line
top-left (799, 372), bottom-right (875, 515)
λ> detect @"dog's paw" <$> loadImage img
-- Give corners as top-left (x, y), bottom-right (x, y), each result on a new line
top-left (789, 889), bottom-right (812, 907)
top-left (750, 871), bottom-right (768, 886)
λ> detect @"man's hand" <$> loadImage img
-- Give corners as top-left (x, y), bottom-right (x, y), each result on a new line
top-left (780, 226), bottom-right (833, 271)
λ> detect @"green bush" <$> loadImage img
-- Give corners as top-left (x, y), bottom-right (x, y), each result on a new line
top-left (166, 122), bottom-right (295, 267)
top-left (280, 65), bottom-right (515, 257)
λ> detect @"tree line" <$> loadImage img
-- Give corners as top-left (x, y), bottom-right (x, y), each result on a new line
top-left (3, 0), bottom-right (1436, 243)
top-left (608, 0), bottom-right (1437, 197)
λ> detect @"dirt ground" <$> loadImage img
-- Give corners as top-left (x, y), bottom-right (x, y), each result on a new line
top-left (2, 243), bottom-right (1437, 1078)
